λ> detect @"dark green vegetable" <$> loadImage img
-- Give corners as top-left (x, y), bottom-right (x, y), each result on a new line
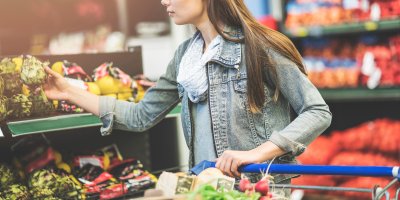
top-left (0, 164), bottom-right (17, 189)
top-left (188, 184), bottom-right (261, 200)
top-left (2, 184), bottom-right (30, 200)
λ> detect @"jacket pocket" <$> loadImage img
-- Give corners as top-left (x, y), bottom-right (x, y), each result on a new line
top-left (232, 77), bottom-right (248, 111)
top-left (233, 77), bottom-right (247, 93)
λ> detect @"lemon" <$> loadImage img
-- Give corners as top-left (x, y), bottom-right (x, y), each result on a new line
top-left (86, 82), bottom-right (101, 95)
top-left (22, 84), bottom-right (30, 96)
top-left (12, 56), bottom-right (23, 72)
top-left (95, 75), bottom-right (120, 95)
top-left (119, 85), bottom-right (133, 93)
top-left (54, 150), bottom-right (63, 164)
top-left (51, 61), bottom-right (64, 76)
top-left (103, 155), bottom-right (110, 170)
top-left (57, 162), bottom-right (71, 173)
top-left (117, 92), bottom-right (133, 101)
top-left (149, 173), bottom-right (158, 182)
top-left (104, 93), bottom-right (117, 98)
top-left (53, 100), bottom-right (58, 109)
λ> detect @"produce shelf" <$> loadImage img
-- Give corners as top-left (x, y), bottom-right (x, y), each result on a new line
top-left (166, 104), bottom-right (181, 118)
top-left (8, 86), bottom-right (398, 136)
top-left (6, 104), bottom-right (182, 136)
top-left (7, 113), bottom-right (102, 136)
top-left (283, 19), bottom-right (400, 38)
top-left (319, 87), bottom-right (400, 102)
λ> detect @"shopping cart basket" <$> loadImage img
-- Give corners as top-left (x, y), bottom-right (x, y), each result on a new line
top-left (191, 160), bottom-right (400, 200)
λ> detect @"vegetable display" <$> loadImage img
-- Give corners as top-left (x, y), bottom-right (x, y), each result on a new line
top-left (0, 140), bottom-right (157, 200)
top-left (189, 184), bottom-right (261, 200)
top-left (294, 118), bottom-right (400, 199)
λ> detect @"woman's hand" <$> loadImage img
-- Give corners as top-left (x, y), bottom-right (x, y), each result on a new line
top-left (215, 142), bottom-right (286, 178)
top-left (43, 67), bottom-right (72, 101)
top-left (43, 66), bottom-right (100, 115)
top-left (215, 149), bottom-right (264, 178)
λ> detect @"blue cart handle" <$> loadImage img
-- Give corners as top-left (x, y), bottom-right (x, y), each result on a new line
top-left (191, 161), bottom-right (400, 178)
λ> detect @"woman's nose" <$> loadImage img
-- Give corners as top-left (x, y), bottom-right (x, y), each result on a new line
top-left (161, 0), bottom-right (169, 6)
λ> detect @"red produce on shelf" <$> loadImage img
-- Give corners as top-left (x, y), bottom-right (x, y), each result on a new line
top-left (297, 136), bottom-right (339, 165)
top-left (285, 0), bottom-right (400, 28)
top-left (329, 152), bottom-right (399, 166)
top-left (330, 119), bottom-right (400, 153)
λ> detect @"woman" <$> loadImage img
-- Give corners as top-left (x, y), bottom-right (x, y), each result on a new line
top-left (44, 0), bottom-right (331, 191)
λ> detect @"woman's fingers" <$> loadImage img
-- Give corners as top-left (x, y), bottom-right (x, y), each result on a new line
top-left (216, 157), bottom-right (229, 175)
top-left (217, 154), bottom-right (236, 177)
top-left (44, 66), bottom-right (62, 78)
top-left (223, 157), bottom-right (234, 177)
top-left (215, 158), bottom-right (221, 169)
top-left (231, 160), bottom-right (241, 178)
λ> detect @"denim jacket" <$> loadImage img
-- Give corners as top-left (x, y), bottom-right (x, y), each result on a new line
top-left (99, 27), bottom-right (332, 182)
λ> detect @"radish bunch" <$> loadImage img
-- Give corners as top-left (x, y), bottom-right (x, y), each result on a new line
top-left (239, 176), bottom-right (273, 200)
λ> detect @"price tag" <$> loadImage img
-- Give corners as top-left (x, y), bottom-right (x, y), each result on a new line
top-left (296, 27), bottom-right (309, 37)
top-left (364, 22), bottom-right (378, 31)
top-left (216, 178), bottom-right (235, 192)
top-left (175, 176), bottom-right (195, 194)
top-left (0, 127), bottom-right (3, 137)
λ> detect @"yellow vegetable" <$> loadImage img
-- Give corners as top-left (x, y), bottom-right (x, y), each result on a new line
top-left (117, 92), bottom-right (133, 101)
top-left (53, 100), bottom-right (59, 109)
top-left (22, 84), bottom-right (30, 96)
top-left (57, 162), bottom-right (71, 173)
top-left (104, 93), bottom-right (117, 98)
top-left (51, 61), bottom-right (64, 76)
top-left (86, 82), bottom-right (101, 95)
top-left (117, 79), bottom-right (133, 93)
top-left (54, 150), bottom-right (62, 164)
top-left (148, 173), bottom-right (158, 183)
top-left (95, 75), bottom-right (120, 95)
top-left (12, 56), bottom-right (23, 72)
top-left (103, 155), bottom-right (110, 170)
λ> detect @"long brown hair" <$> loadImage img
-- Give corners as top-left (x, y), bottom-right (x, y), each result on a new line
top-left (207, 0), bottom-right (306, 113)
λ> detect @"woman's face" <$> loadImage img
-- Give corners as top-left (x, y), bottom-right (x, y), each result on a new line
top-left (161, 0), bottom-right (207, 25)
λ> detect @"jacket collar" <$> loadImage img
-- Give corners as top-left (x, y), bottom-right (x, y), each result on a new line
top-left (192, 26), bottom-right (243, 68)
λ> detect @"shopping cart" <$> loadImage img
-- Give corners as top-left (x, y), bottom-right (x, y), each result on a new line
top-left (191, 160), bottom-right (400, 200)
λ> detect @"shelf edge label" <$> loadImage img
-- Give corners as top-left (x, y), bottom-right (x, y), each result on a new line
top-left (364, 22), bottom-right (378, 31)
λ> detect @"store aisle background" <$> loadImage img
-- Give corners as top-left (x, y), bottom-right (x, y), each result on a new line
top-left (0, 0), bottom-right (399, 199)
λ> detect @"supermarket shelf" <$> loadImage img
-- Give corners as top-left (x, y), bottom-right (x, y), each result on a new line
top-left (319, 87), bottom-right (400, 102)
top-left (283, 19), bottom-right (400, 38)
top-left (7, 113), bottom-right (102, 136)
top-left (6, 104), bottom-right (182, 137)
top-left (166, 104), bottom-right (181, 118)
top-left (7, 86), bottom-right (398, 136)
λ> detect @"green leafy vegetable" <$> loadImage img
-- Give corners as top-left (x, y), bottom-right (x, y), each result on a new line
top-left (188, 184), bottom-right (261, 200)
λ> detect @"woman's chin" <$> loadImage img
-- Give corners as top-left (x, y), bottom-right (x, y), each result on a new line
top-left (172, 19), bottom-right (189, 26)
top-left (173, 21), bottom-right (185, 25)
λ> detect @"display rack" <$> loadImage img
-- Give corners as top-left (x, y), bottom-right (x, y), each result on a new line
top-left (279, 2), bottom-right (400, 199)
top-left (0, 47), bottom-right (183, 173)
top-left (278, 0), bottom-right (400, 129)
top-left (282, 18), bottom-right (400, 38)
top-left (6, 104), bottom-right (182, 136)
top-left (319, 87), bottom-right (400, 102)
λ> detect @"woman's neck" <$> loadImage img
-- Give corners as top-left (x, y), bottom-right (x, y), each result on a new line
top-left (196, 20), bottom-right (219, 48)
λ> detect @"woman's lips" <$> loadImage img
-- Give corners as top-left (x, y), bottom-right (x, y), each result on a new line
top-left (167, 11), bottom-right (175, 16)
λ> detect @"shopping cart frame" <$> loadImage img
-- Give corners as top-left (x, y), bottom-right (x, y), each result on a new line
top-left (191, 161), bottom-right (400, 200)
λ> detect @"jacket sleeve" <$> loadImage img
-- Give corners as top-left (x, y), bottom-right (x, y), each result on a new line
top-left (98, 40), bottom-right (190, 135)
top-left (266, 48), bottom-right (332, 156)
